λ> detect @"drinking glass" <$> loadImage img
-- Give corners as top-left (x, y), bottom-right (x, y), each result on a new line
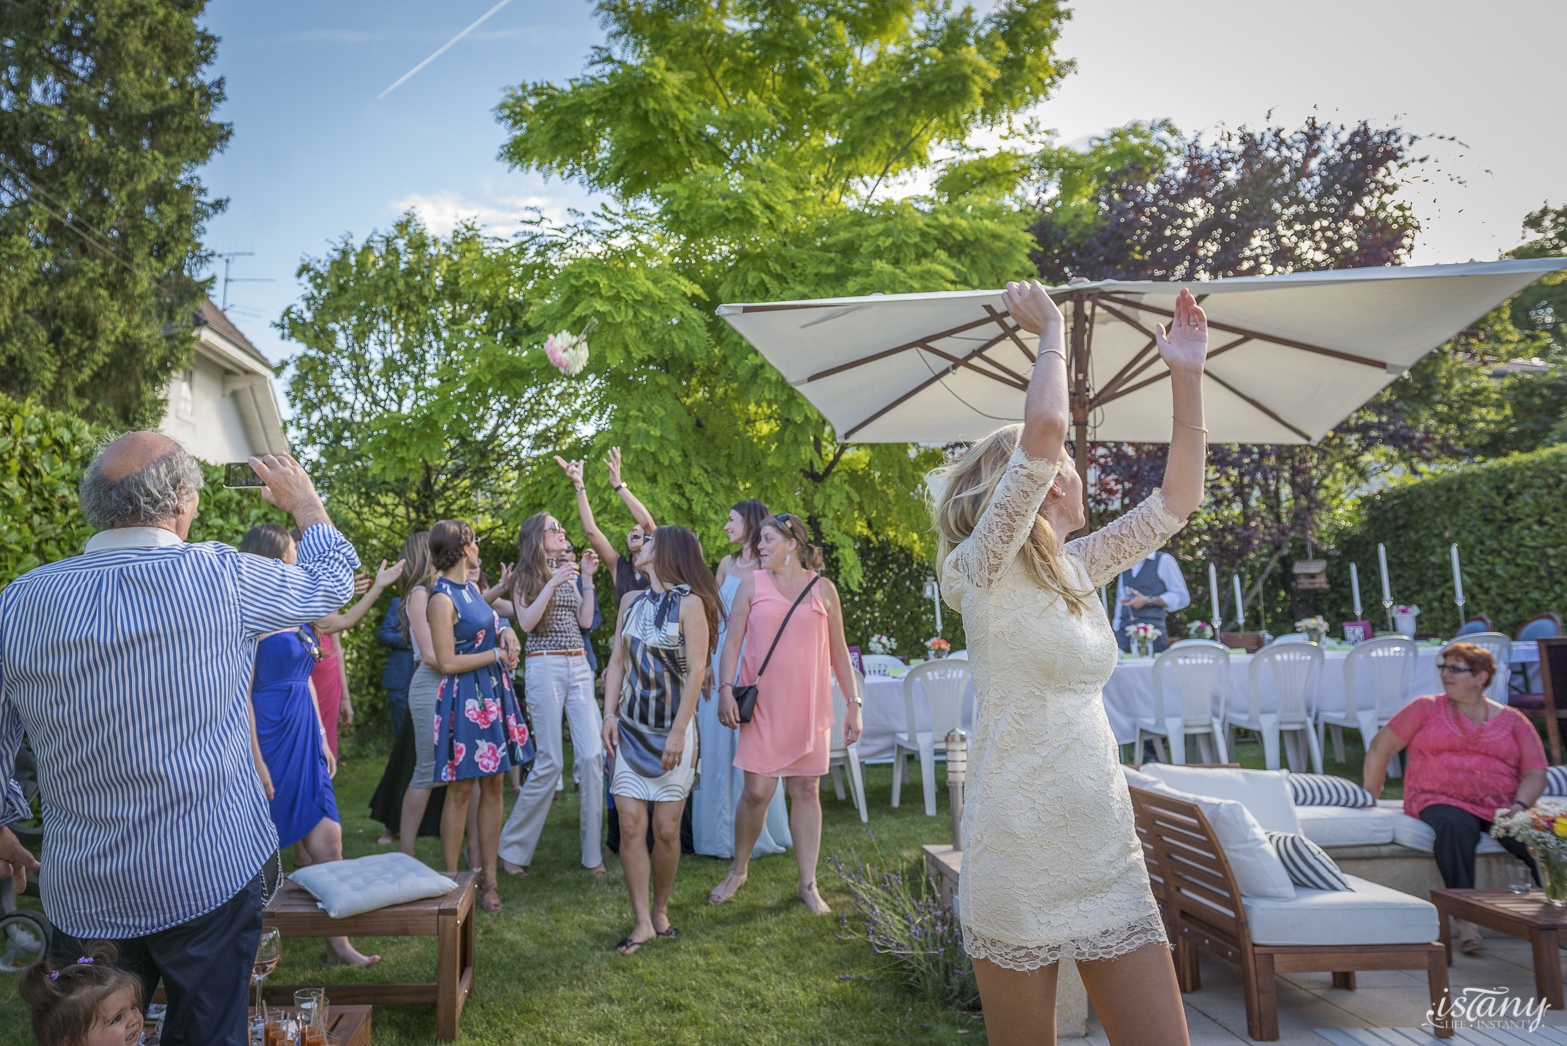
top-left (1510, 861), bottom-right (1536, 895)
top-left (252, 926), bottom-right (281, 1019)
top-left (294, 989), bottom-right (323, 1026)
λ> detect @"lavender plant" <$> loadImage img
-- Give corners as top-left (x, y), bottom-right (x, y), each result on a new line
top-left (828, 853), bottom-right (978, 1009)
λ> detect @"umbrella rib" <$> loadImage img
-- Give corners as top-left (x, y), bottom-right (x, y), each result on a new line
top-left (843, 327), bottom-right (1019, 439)
top-left (1097, 293), bottom-right (1386, 368)
top-left (984, 305), bottom-right (1035, 362)
top-left (918, 343), bottom-right (1028, 390)
top-left (1203, 370), bottom-right (1311, 441)
top-left (804, 314), bottom-right (1004, 382)
top-left (1094, 336), bottom-right (1253, 407)
top-left (1093, 337), bottom-right (1160, 402)
top-left (1094, 300), bottom-right (1159, 341)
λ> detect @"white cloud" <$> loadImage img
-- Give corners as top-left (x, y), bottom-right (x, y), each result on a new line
top-left (390, 190), bottom-right (571, 237)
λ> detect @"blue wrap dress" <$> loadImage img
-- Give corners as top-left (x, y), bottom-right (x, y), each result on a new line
top-left (251, 626), bottom-right (337, 848)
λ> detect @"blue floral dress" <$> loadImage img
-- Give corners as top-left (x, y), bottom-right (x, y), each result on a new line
top-left (432, 577), bottom-right (532, 781)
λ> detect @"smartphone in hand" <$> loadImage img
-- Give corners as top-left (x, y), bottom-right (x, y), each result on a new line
top-left (223, 462), bottom-right (264, 489)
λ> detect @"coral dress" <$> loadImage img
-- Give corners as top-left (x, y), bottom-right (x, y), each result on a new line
top-left (251, 627), bottom-right (338, 849)
top-left (432, 577), bottom-right (533, 782)
top-left (309, 630), bottom-right (344, 758)
top-left (734, 570), bottom-right (834, 778)
top-left (942, 446), bottom-right (1184, 970)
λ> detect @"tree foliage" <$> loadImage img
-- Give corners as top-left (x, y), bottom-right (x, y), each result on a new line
top-left (0, 0), bottom-right (229, 426)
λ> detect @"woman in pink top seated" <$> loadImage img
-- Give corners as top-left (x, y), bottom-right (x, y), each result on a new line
top-left (1364, 641), bottom-right (1546, 951)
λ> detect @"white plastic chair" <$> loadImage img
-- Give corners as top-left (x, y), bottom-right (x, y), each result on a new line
top-left (946, 649), bottom-right (968, 660)
top-left (1223, 642), bottom-right (1324, 773)
top-left (1270, 633), bottom-right (1312, 645)
top-left (861, 654), bottom-right (904, 677)
top-left (1450, 632), bottom-right (1512, 703)
top-left (1316, 636), bottom-right (1415, 778)
top-left (828, 670), bottom-right (868, 823)
top-left (1136, 641), bottom-right (1229, 765)
top-left (891, 660), bottom-right (971, 815)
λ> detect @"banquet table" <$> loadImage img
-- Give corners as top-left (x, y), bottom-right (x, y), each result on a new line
top-left (851, 641), bottom-right (1539, 761)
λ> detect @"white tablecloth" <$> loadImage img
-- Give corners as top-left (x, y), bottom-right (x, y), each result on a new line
top-left (857, 674), bottom-right (975, 763)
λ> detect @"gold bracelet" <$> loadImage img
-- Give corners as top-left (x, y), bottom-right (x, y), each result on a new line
top-left (1039, 347), bottom-right (1067, 362)
top-left (1173, 417), bottom-right (1208, 434)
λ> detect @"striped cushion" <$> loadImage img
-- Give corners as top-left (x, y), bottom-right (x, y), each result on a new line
top-left (1265, 831), bottom-right (1353, 892)
top-left (1545, 766), bottom-right (1567, 797)
top-left (1286, 773), bottom-right (1375, 808)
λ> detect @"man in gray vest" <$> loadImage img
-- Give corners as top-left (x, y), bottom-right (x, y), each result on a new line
top-left (1112, 548), bottom-right (1191, 653)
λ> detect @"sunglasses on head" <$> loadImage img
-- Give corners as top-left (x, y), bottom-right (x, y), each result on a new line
top-left (297, 627), bottom-right (323, 662)
top-left (1436, 662), bottom-right (1475, 675)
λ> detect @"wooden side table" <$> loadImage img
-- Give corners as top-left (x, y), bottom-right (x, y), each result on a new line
top-left (1430, 888), bottom-right (1566, 1009)
top-left (261, 872), bottom-right (476, 1041)
top-left (249, 1005), bottom-right (372, 1046)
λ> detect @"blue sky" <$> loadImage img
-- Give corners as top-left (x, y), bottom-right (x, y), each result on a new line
top-left (197, 0), bottom-right (1567, 373)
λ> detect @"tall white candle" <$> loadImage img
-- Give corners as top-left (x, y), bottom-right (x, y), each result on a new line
top-left (1377, 543), bottom-right (1392, 604)
top-left (1350, 562), bottom-right (1363, 617)
top-left (1233, 574), bottom-right (1245, 630)
top-left (1209, 562), bottom-right (1221, 628)
top-left (1450, 544), bottom-right (1464, 603)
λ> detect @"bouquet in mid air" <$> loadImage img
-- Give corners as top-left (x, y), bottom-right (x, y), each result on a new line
top-left (544, 317), bottom-right (598, 376)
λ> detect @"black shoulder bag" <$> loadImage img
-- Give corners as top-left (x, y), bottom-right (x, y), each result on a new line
top-left (732, 574), bottom-right (820, 723)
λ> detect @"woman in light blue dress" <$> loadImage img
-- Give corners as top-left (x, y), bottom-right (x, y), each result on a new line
top-left (692, 500), bottom-right (792, 860)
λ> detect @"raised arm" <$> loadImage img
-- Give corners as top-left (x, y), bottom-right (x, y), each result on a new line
top-left (482, 563), bottom-right (517, 619)
top-left (603, 447), bottom-right (656, 534)
top-left (317, 559), bottom-right (404, 634)
top-left (577, 551), bottom-right (600, 629)
top-left (558, 455), bottom-right (621, 570)
top-left (236, 454), bottom-right (359, 635)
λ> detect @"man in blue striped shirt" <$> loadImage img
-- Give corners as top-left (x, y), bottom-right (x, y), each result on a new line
top-left (0, 434), bottom-right (359, 1046)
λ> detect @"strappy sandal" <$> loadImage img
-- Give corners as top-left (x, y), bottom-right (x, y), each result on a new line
top-left (615, 934), bottom-right (654, 955)
top-left (709, 872), bottom-right (746, 905)
top-left (655, 926), bottom-right (678, 939)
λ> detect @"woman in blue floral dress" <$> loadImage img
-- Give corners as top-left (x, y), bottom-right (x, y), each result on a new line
top-left (426, 519), bottom-right (531, 912)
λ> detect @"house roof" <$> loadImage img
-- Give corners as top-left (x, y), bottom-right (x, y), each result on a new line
top-left (196, 301), bottom-right (272, 367)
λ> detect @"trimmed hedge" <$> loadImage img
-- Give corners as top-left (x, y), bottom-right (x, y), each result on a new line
top-left (828, 539), bottom-right (967, 660)
top-left (1324, 444), bottom-right (1567, 638)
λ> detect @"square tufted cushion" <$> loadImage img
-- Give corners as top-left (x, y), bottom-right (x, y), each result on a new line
top-left (288, 852), bottom-right (459, 919)
top-left (1242, 874), bottom-right (1439, 946)
top-left (1140, 764), bottom-right (1302, 834)
top-left (1294, 805), bottom-right (1396, 847)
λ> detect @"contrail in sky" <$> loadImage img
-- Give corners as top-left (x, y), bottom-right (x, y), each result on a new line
top-left (378, 0), bottom-right (517, 99)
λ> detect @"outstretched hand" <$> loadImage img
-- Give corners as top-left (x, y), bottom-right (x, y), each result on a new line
top-left (1155, 287), bottom-right (1208, 375)
top-left (603, 447), bottom-right (624, 488)
top-left (1000, 279), bottom-right (1065, 336)
top-left (554, 455), bottom-right (586, 489)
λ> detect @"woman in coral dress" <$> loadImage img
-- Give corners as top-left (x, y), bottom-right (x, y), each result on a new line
top-left (933, 281), bottom-right (1209, 1044)
top-left (713, 512), bottom-right (861, 913)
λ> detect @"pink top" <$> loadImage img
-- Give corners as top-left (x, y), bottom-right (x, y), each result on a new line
top-left (310, 630), bottom-right (344, 758)
top-left (734, 570), bottom-right (834, 777)
top-left (1387, 694), bottom-right (1547, 820)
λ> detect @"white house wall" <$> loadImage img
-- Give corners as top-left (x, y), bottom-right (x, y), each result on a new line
top-left (158, 354), bottom-right (259, 464)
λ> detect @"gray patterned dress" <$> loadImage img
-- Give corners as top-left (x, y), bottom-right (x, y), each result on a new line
top-left (611, 585), bottom-right (700, 802)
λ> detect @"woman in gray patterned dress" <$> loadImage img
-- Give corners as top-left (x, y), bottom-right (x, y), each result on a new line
top-left (601, 526), bottom-right (723, 954)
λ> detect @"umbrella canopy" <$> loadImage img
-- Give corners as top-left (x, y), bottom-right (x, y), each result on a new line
top-left (717, 259), bottom-right (1566, 450)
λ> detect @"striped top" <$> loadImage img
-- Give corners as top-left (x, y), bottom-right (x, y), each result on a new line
top-left (618, 586), bottom-right (689, 732)
top-left (0, 523), bottom-right (359, 937)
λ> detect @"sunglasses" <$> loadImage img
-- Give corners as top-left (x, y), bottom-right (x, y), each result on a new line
top-left (544, 522), bottom-right (563, 533)
top-left (297, 627), bottom-right (324, 662)
top-left (1436, 662), bottom-right (1475, 675)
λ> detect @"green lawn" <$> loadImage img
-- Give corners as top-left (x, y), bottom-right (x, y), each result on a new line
top-left (0, 733), bottom-right (1388, 1044)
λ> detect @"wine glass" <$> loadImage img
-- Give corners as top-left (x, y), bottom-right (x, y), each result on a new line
top-left (252, 926), bottom-right (281, 1020)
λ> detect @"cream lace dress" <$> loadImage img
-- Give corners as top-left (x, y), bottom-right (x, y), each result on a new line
top-left (943, 446), bottom-right (1184, 970)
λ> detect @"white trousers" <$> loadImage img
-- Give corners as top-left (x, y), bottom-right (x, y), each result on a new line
top-left (500, 653), bottom-right (603, 868)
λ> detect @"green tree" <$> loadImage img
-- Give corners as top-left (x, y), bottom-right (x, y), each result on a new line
top-left (491, 0), bottom-right (1088, 582)
top-left (0, 0), bottom-right (229, 426)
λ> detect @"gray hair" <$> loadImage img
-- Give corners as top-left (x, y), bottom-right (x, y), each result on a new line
top-left (79, 440), bottom-right (207, 530)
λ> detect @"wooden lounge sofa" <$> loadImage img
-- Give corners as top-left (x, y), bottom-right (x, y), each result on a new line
top-left (1129, 786), bottom-right (1452, 1040)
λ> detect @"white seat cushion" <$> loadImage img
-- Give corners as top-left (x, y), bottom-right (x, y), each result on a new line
top-left (1141, 764), bottom-right (1302, 834)
top-left (1295, 805), bottom-right (1396, 847)
top-left (1384, 810), bottom-right (1507, 854)
top-left (288, 852), bottom-right (458, 919)
top-left (1243, 874), bottom-right (1439, 946)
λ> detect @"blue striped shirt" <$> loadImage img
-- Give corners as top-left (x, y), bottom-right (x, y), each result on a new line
top-left (0, 523), bottom-right (359, 937)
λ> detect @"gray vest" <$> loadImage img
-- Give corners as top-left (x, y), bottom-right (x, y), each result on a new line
top-left (1121, 555), bottom-right (1170, 632)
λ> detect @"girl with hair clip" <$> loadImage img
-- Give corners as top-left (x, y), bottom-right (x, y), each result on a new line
top-left (425, 519), bottom-right (528, 913)
top-left (19, 943), bottom-right (143, 1046)
top-left (691, 499), bottom-right (793, 858)
top-left (497, 511), bottom-right (608, 878)
top-left (932, 281), bottom-right (1209, 1045)
top-left (600, 526), bottom-right (724, 953)
top-left (712, 513), bottom-right (862, 914)
top-left (555, 447), bottom-right (657, 601)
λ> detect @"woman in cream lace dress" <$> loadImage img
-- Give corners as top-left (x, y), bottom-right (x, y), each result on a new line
top-left (934, 280), bottom-right (1209, 1044)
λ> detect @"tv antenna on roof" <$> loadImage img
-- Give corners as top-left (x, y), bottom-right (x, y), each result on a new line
top-left (215, 252), bottom-right (275, 311)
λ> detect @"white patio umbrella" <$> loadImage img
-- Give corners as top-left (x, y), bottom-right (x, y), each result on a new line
top-left (717, 258), bottom-right (1565, 490)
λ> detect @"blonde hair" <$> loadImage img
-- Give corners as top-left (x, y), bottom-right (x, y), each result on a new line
top-left (932, 424), bottom-right (1095, 616)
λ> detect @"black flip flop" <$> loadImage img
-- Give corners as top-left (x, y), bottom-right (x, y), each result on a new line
top-left (615, 935), bottom-right (653, 955)
top-left (655, 926), bottom-right (678, 939)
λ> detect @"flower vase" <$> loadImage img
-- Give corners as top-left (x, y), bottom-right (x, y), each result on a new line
top-left (1304, 628), bottom-right (1326, 645)
top-left (1543, 848), bottom-right (1567, 906)
top-left (1132, 637), bottom-right (1154, 659)
top-left (1393, 610), bottom-right (1419, 637)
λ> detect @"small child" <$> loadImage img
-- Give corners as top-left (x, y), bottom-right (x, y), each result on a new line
top-left (18, 942), bottom-right (144, 1046)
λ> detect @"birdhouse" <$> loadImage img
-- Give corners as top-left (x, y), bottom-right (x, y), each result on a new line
top-left (1293, 559), bottom-right (1328, 590)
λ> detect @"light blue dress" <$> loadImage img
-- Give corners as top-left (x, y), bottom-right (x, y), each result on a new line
top-left (691, 571), bottom-right (793, 857)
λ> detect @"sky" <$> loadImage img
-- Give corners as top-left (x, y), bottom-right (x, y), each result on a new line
top-left (197, 0), bottom-right (1567, 372)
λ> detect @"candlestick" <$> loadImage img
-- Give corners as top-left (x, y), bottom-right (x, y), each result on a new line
top-left (1377, 543), bottom-right (1392, 603)
top-left (1233, 574), bottom-right (1245, 630)
top-left (1350, 562), bottom-right (1363, 617)
top-left (1450, 543), bottom-right (1464, 604)
top-left (1209, 562), bottom-right (1220, 631)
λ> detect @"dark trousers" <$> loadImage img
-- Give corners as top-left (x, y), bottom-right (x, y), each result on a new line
top-left (1420, 803), bottom-right (1538, 890)
top-left (51, 871), bottom-right (264, 1046)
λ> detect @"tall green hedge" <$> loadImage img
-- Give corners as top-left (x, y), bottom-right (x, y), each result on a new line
top-left (1322, 444), bottom-right (1567, 637)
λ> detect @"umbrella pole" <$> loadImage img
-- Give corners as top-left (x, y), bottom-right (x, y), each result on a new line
top-left (1070, 294), bottom-right (1092, 534)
